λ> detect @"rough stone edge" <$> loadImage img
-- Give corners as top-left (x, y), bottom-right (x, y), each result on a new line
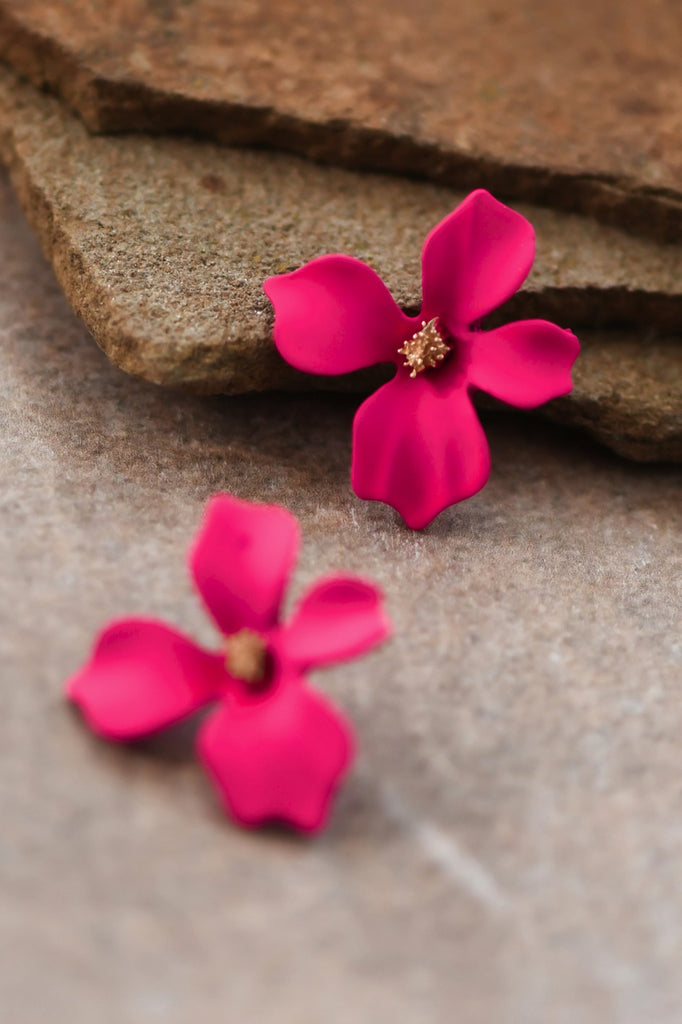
top-left (0, 8), bottom-right (681, 244)
top-left (542, 393), bottom-right (682, 463)
top-left (0, 96), bottom-right (386, 397)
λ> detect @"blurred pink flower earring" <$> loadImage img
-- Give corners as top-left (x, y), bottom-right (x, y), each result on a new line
top-left (264, 189), bottom-right (580, 529)
top-left (67, 493), bottom-right (391, 834)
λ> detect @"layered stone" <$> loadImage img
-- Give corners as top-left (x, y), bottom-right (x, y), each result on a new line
top-left (0, 0), bottom-right (681, 239)
top-left (0, 66), bottom-right (679, 460)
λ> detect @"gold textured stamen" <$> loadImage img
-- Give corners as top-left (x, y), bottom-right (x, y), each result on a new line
top-left (224, 627), bottom-right (267, 686)
top-left (397, 318), bottom-right (450, 377)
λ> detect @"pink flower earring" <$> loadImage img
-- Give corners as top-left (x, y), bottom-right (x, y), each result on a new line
top-left (67, 493), bottom-right (391, 834)
top-left (264, 189), bottom-right (580, 529)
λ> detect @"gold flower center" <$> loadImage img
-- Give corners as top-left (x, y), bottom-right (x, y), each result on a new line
top-left (397, 318), bottom-right (450, 377)
top-left (224, 627), bottom-right (268, 686)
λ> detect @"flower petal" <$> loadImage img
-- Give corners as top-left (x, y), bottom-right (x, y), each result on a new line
top-left (67, 618), bottom-right (224, 740)
top-left (467, 320), bottom-right (580, 408)
top-left (198, 679), bottom-right (354, 833)
top-left (421, 189), bottom-right (535, 329)
top-left (278, 574), bottom-right (391, 670)
top-left (351, 366), bottom-right (491, 529)
top-left (189, 493), bottom-right (299, 636)
top-left (264, 254), bottom-right (414, 374)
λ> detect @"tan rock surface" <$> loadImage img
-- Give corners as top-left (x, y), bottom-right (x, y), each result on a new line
top-left (1, 0), bottom-right (682, 239)
top-left (0, 70), bottom-right (680, 461)
top-left (2, 169), bottom-right (682, 1024)
top-left (550, 332), bottom-right (682, 461)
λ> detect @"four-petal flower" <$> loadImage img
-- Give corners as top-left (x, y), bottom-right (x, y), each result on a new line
top-left (67, 493), bottom-right (391, 833)
top-left (264, 189), bottom-right (580, 529)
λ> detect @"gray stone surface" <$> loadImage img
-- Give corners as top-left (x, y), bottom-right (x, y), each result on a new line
top-left (2, 167), bottom-right (682, 1022)
top-left (0, 68), bottom-right (680, 461)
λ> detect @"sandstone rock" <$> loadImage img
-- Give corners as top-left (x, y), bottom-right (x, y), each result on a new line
top-left (0, 0), bottom-right (681, 240)
top-left (546, 332), bottom-right (682, 462)
top-left (0, 68), bottom-right (679, 460)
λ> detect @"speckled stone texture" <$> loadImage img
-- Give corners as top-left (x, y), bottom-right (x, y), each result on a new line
top-left (0, 0), bottom-right (681, 239)
top-left (0, 68), bottom-right (680, 461)
top-left (2, 165), bottom-right (682, 1022)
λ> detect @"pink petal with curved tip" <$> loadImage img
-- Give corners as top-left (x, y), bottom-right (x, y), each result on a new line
top-left (189, 493), bottom-right (300, 636)
top-left (67, 618), bottom-right (224, 740)
top-left (466, 320), bottom-right (580, 408)
top-left (198, 678), bottom-right (354, 833)
top-left (351, 365), bottom-right (491, 529)
top-left (421, 189), bottom-right (535, 330)
top-left (264, 254), bottom-right (415, 374)
top-left (278, 574), bottom-right (391, 670)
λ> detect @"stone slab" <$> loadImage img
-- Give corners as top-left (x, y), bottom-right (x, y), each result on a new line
top-left (1, 1), bottom-right (682, 240)
top-left (2, 168), bottom-right (682, 1023)
top-left (0, 69), bottom-right (680, 461)
top-left (549, 331), bottom-right (682, 462)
